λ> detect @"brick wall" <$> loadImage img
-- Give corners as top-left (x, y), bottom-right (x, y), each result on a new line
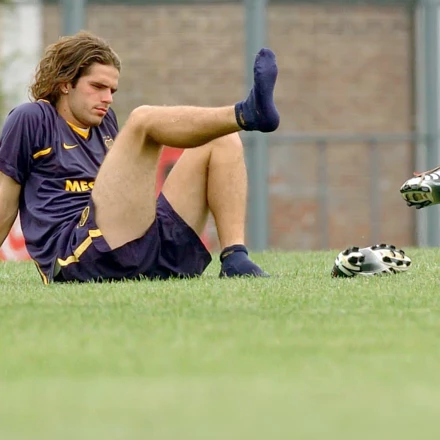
top-left (42, 2), bottom-right (415, 250)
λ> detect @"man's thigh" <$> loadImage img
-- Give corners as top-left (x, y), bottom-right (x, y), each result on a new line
top-left (161, 148), bottom-right (210, 237)
top-left (91, 124), bottom-right (162, 250)
top-left (161, 142), bottom-right (216, 237)
top-left (161, 133), bottom-right (243, 237)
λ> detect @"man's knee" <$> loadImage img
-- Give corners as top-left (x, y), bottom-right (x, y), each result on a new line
top-left (208, 132), bottom-right (243, 150)
top-left (227, 132), bottom-right (242, 145)
top-left (125, 105), bottom-right (156, 137)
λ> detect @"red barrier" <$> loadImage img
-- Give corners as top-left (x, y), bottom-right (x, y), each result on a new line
top-left (156, 147), bottom-right (183, 196)
top-left (0, 216), bottom-right (30, 261)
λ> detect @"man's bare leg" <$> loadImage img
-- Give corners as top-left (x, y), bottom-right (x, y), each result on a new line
top-left (162, 133), bottom-right (268, 277)
top-left (92, 48), bottom-right (279, 250)
top-left (162, 134), bottom-right (246, 247)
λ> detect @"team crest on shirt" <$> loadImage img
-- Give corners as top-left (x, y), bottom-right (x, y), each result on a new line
top-left (103, 135), bottom-right (114, 149)
top-left (78, 206), bottom-right (90, 228)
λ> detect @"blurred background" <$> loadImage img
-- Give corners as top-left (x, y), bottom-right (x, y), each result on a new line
top-left (0, 0), bottom-right (437, 259)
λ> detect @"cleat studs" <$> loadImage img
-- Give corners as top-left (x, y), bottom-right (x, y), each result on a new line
top-left (333, 244), bottom-right (411, 278)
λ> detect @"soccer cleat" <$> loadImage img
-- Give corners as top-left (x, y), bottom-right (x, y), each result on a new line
top-left (331, 244), bottom-right (411, 278)
top-left (400, 166), bottom-right (440, 209)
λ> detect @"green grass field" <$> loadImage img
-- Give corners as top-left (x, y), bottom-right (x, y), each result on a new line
top-left (1, 248), bottom-right (440, 440)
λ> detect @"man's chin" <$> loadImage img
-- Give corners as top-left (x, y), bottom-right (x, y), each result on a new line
top-left (89, 117), bottom-right (103, 127)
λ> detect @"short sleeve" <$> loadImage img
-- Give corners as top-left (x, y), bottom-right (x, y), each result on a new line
top-left (0, 103), bottom-right (45, 185)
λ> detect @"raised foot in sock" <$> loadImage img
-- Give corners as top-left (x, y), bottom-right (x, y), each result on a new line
top-left (235, 48), bottom-right (280, 133)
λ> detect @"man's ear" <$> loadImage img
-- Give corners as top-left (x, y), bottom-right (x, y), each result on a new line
top-left (59, 83), bottom-right (70, 95)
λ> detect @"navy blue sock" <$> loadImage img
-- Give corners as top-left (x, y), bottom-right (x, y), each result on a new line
top-left (219, 244), bottom-right (270, 278)
top-left (234, 48), bottom-right (280, 133)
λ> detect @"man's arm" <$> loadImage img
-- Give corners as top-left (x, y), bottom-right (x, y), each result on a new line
top-left (0, 171), bottom-right (20, 248)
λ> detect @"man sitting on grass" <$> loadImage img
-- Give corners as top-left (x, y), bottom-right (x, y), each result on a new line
top-left (0, 31), bottom-right (280, 284)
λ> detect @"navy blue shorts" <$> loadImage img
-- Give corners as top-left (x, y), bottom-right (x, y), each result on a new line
top-left (53, 193), bottom-right (212, 282)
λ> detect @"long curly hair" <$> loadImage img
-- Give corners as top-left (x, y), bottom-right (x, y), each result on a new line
top-left (30, 31), bottom-right (121, 105)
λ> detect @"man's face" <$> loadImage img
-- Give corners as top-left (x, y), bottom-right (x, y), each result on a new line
top-left (58, 63), bottom-right (119, 128)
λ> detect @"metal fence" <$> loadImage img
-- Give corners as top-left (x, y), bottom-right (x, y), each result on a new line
top-left (262, 132), bottom-right (419, 250)
top-left (236, 131), bottom-right (419, 253)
